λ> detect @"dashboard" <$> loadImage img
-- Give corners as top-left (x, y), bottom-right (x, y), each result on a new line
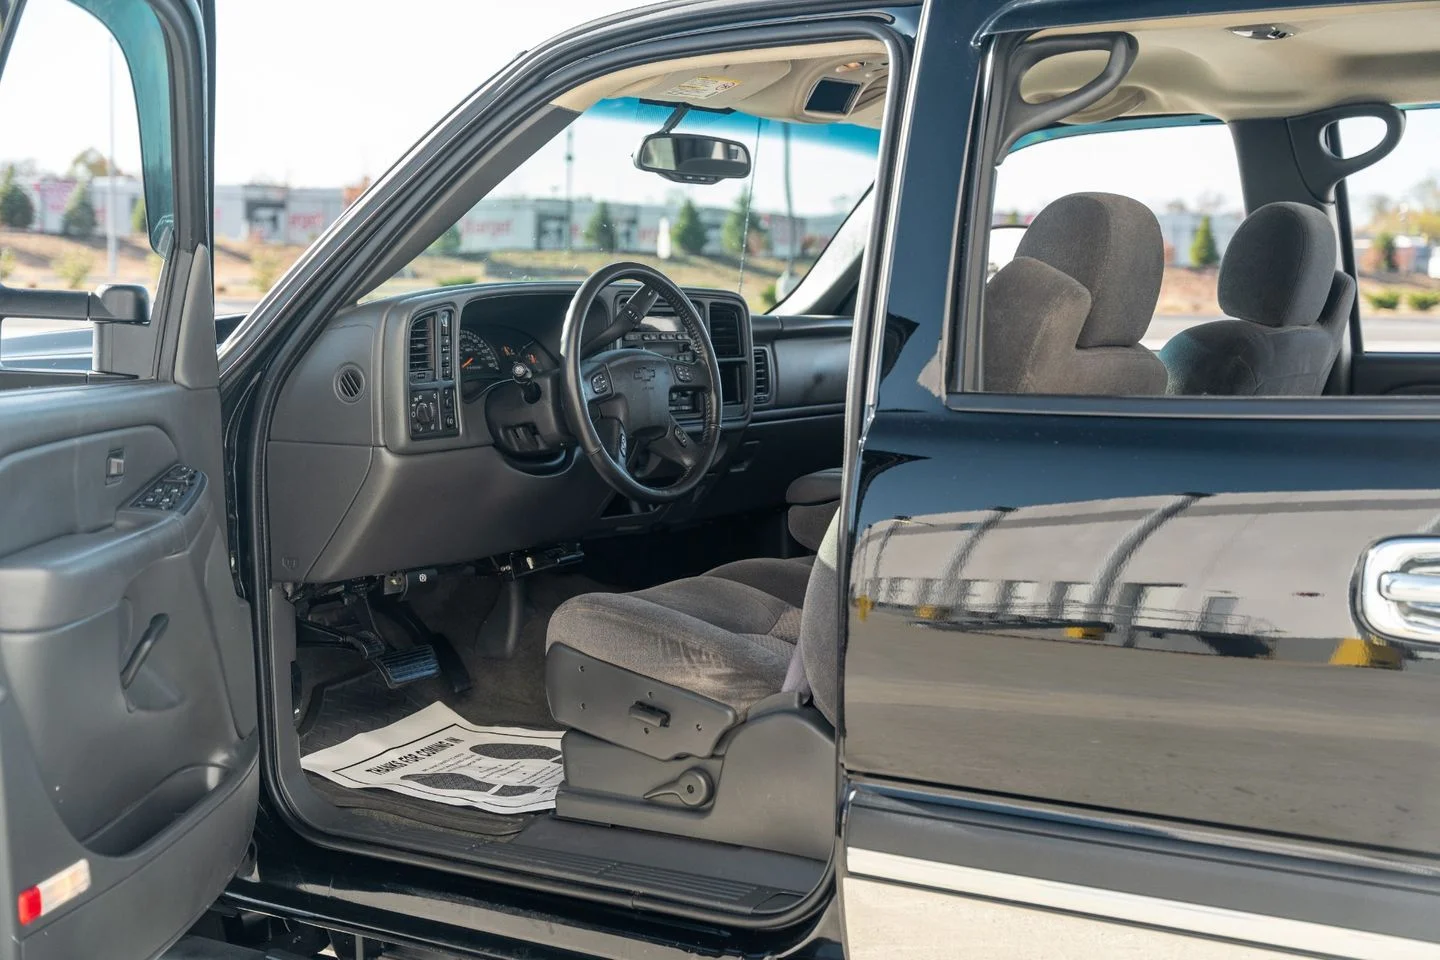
top-left (266, 281), bottom-right (849, 584)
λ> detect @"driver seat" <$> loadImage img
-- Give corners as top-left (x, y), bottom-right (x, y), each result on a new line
top-left (543, 519), bottom-right (840, 859)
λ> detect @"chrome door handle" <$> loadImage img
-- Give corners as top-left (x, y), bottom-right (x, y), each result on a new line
top-left (1379, 572), bottom-right (1440, 605)
top-left (1357, 538), bottom-right (1440, 643)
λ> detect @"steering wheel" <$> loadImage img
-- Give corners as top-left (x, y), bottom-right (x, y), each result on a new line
top-left (560, 262), bottom-right (723, 503)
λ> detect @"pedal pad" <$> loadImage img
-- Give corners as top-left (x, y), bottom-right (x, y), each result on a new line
top-left (373, 645), bottom-right (440, 688)
top-left (352, 630), bottom-right (387, 660)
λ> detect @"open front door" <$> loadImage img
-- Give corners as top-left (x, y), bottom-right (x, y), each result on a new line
top-left (0, 1), bottom-right (257, 957)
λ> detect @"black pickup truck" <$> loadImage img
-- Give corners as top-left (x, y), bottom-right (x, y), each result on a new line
top-left (3, 0), bottom-right (1440, 957)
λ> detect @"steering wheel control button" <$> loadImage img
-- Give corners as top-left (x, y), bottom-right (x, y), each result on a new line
top-left (675, 364), bottom-right (693, 383)
top-left (590, 371), bottom-right (611, 396)
top-left (673, 426), bottom-right (689, 446)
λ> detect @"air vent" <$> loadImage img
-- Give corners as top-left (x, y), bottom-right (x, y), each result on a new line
top-left (408, 314), bottom-right (434, 383)
top-left (708, 302), bottom-right (743, 358)
top-left (334, 364), bottom-right (366, 402)
top-left (752, 348), bottom-right (772, 404)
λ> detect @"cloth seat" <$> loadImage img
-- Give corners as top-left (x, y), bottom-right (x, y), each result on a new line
top-left (547, 518), bottom-right (841, 722)
top-left (985, 191), bottom-right (1169, 395)
top-left (546, 571), bottom-right (804, 713)
top-left (1159, 202), bottom-right (1355, 396)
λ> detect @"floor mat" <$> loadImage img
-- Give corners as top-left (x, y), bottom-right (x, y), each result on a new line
top-left (293, 570), bottom-right (610, 837)
top-left (303, 702), bottom-right (564, 815)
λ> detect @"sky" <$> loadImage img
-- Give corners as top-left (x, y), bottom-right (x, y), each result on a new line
top-left (1, 0), bottom-right (1438, 220)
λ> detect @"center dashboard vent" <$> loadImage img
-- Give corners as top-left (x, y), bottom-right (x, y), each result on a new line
top-left (707, 302), bottom-right (744, 358)
top-left (752, 348), bottom-right (772, 404)
top-left (408, 314), bottom-right (434, 383)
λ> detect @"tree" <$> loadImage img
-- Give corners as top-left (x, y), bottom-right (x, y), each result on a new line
top-left (0, 166), bottom-right (34, 230)
top-left (721, 193), bottom-right (767, 256)
top-left (60, 182), bottom-right (97, 237)
top-left (584, 201), bottom-right (617, 253)
top-left (1375, 230), bottom-right (1398, 272)
top-left (1190, 214), bottom-right (1219, 268)
top-left (69, 148), bottom-right (117, 179)
top-left (671, 198), bottom-right (707, 256)
top-left (131, 196), bottom-right (147, 236)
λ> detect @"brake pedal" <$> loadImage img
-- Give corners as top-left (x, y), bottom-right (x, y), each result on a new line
top-left (373, 645), bottom-right (440, 688)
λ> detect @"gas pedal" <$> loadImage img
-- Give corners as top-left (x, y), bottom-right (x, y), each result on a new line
top-left (373, 645), bottom-right (440, 688)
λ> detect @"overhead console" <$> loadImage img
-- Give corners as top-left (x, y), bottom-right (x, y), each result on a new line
top-left (800, 59), bottom-right (888, 121)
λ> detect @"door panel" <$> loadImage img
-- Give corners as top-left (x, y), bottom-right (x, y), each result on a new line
top-left (0, 381), bottom-right (257, 958)
top-left (846, 413), bottom-right (1440, 854)
top-left (841, 413), bottom-right (1440, 955)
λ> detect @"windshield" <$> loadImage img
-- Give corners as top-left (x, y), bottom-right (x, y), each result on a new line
top-left (376, 97), bottom-right (880, 313)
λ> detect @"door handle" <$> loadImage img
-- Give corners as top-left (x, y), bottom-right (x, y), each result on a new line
top-left (1378, 572), bottom-right (1440, 605)
top-left (121, 614), bottom-right (168, 689)
top-left (1357, 538), bottom-right (1440, 644)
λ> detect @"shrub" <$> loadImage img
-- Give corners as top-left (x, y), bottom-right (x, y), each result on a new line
top-left (54, 251), bottom-right (94, 289)
top-left (0, 247), bottom-right (15, 282)
top-left (131, 196), bottom-right (147, 236)
top-left (60, 182), bottom-right (97, 237)
top-left (250, 248), bottom-right (283, 293)
top-left (429, 224), bottom-right (461, 256)
top-left (1374, 231), bottom-right (1398, 273)
top-left (437, 275), bottom-right (478, 287)
top-left (671, 199), bottom-right (707, 256)
top-left (759, 281), bottom-right (778, 311)
top-left (1365, 289), bottom-right (1401, 310)
top-left (0, 167), bottom-right (34, 229)
top-left (1408, 291), bottom-right (1440, 313)
top-left (584, 201), bottom-right (617, 253)
top-left (1189, 214), bottom-right (1219, 268)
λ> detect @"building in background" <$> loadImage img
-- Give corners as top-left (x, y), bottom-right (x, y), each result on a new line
top-left (6, 174), bottom-right (846, 259)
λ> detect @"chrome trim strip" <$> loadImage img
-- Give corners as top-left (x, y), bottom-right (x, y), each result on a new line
top-left (847, 848), bottom-right (1440, 959)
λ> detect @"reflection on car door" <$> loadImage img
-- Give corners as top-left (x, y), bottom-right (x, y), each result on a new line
top-left (0, 2), bottom-right (257, 958)
top-left (838, 2), bottom-right (1440, 957)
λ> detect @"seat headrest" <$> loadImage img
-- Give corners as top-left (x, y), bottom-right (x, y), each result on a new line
top-left (1218, 202), bottom-right (1337, 328)
top-left (1016, 192), bottom-right (1163, 348)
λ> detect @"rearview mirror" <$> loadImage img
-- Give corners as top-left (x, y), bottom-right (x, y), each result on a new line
top-left (634, 133), bottom-right (751, 185)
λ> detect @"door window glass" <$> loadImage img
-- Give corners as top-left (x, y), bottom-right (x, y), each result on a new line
top-left (992, 121), bottom-right (1244, 353)
top-left (0, 0), bottom-right (167, 372)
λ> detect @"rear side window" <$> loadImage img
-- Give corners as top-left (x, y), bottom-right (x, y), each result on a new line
top-left (1341, 105), bottom-right (1440, 353)
top-left (991, 122), bottom-right (1243, 354)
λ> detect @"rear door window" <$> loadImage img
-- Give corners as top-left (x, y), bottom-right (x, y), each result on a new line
top-left (1341, 105), bottom-right (1440, 352)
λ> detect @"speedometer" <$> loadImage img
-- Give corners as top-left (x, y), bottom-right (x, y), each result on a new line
top-left (458, 330), bottom-right (501, 376)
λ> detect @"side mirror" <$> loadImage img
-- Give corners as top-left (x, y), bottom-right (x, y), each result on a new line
top-left (987, 224), bottom-right (1027, 279)
top-left (0, 282), bottom-right (150, 324)
top-left (634, 133), bottom-right (751, 185)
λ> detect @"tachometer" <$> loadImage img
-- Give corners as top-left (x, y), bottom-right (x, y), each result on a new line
top-left (458, 330), bottom-right (501, 376)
